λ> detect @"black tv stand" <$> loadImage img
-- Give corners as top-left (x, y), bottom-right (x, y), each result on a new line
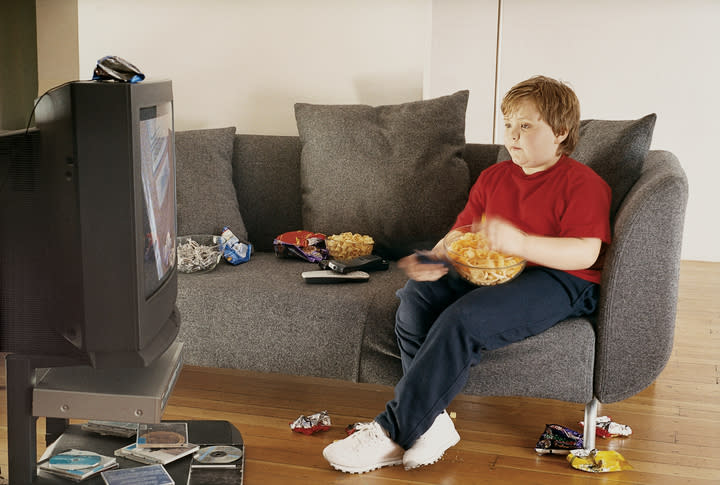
top-left (4, 342), bottom-right (185, 484)
top-left (5, 353), bottom-right (85, 484)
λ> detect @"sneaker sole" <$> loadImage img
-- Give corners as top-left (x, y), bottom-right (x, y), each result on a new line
top-left (403, 434), bottom-right (460, 470)
top-left (329, 459), bottom-right (404, 474)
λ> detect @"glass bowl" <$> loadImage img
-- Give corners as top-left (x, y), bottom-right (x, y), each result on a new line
top-left (325, 232), bottom-right (374, 261)
top-left (443, 225), bottom-right (525, 286)
top-left (176, 235), bottom-right (227, 274)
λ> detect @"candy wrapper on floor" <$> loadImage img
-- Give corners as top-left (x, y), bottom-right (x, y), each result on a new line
top-left (567, 449), bottom-right (633, 473)
top-left (580, 415), bottom-right (632, 438)
top-left (274, 230), bottom-right (327, 263)
top-left (290, 410), bottom-right (331, 435)
top-left (221, 227), bottom-right (252, 265)
top-left (535, 424), bottom-right (584, 454)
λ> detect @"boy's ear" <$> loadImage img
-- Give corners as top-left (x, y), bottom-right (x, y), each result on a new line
top-left (554, 129), bottom-right (569, 145)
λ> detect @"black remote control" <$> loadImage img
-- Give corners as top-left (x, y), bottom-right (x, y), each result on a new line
top-left (324, 254), bottom-right (389, 274)
top-left (414, 251), bottom-right (451, 267)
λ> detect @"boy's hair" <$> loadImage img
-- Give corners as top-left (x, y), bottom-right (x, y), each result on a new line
top-left (501, 76), bottom-right (580, 155)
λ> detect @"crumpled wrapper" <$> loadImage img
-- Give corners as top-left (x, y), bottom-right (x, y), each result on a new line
top-left (290, 410), bottom-right (331, 435)
top-left (273, 230), bottom-right (327, 262)
top-left (580, 415), bottom-right (632, 438)
top-left (535, 424), bottom-right (584, 454)
top-left (567, 449), bottom-right (633, 473)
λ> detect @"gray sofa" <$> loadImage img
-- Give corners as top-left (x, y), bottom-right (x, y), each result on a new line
top-left (173, 96), bottom-right (688, 435)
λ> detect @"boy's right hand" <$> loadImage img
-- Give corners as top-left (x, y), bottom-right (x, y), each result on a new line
top-left (398, 251), bottom-right (449, 281)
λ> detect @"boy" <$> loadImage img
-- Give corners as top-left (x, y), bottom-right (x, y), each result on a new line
top-left (323, 76), bottom-right (612, 473)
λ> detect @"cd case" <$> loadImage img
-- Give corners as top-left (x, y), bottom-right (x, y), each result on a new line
top-left (115, 442), bottom-right (199, 465)
top-left (137, 422), bottom-right (189, 448)
top-left (188, 444), bottom-right (244, 485)
top-left (38, 449), bottom-right (118, 482)
top-left (191, 445), bottom-right (243, 468)
top-left (187, 467), bottom-right (243, 485)
top-left (101, 463), bottom-right (174, 485)
top-left (82, 420), bottom-right (139, 438)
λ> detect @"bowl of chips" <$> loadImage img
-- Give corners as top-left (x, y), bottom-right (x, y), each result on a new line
top-left (176, 235), bottom-right (227, 274)
top-left (326, 232), bottom-right (374, 261)
top-left (443, 225), bottom-right (525, 286)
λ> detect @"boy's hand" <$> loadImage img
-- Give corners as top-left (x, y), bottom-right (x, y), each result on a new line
top-left (483, 217), bottom-right (528, 257)
top-left (398, 250), bottom-right (449, 281)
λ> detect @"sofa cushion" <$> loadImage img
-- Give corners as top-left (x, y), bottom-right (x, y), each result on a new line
top-left (295, 91), bottom-right (471, 259)
top-left (498, 114), bottom-right (657, 218)
top-left (176, 253), bottom-right (407, 381)
top-left (175, 127), bottom-right (248, 240)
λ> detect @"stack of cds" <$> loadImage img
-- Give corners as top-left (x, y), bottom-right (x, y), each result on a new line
top-left (38, 449), bottom-right (118, 481)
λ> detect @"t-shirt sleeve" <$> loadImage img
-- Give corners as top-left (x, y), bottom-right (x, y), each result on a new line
top-left (558, 170), bottom-right (612, 244)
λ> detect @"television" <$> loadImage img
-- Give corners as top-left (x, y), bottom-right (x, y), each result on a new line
top-left (0, 79), bottom-right (180, 368)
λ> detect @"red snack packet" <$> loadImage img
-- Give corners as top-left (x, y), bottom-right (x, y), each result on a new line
top-left (273, 230), bottom-right (327, 262)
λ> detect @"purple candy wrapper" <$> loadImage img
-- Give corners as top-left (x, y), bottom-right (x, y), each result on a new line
top-left (535, 424), bottom-right (584, 454)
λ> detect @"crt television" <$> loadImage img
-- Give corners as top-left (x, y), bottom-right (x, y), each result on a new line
top-left (0, 79), bottom-right (180, 368)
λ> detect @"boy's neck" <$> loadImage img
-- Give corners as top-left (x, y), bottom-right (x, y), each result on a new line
top-left (519, 154), bottom-right (564, 175)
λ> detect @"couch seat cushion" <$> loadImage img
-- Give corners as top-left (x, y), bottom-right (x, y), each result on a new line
top-left (176, 253), bottom-right (408, 381)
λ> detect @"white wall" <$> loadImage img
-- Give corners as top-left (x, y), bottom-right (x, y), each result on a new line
top-left (47, 0), bottom-right (718, 261)
top-left (424, 0), bottom-right (499, 143)
top-left (76, 0), bottom-right (430, 134)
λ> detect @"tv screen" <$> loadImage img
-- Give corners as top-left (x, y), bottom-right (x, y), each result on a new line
top-left (0, 80), bottom-right (180, 368)
top-left (140, 103), bottom-right (176, 299)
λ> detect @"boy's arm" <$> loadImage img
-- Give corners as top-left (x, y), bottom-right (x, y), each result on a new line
top-left (484, 217), bottom-right (602, 270)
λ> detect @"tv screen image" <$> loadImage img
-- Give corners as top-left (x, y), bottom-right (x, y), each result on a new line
top-left (0, 80), bottom-right (180, 368)
top-left (140, 103), bottom-right (176, 298)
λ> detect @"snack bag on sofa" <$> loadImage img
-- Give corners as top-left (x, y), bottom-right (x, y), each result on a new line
top-left (273, 230), bottom-right (327, 263)
top-left (222, 226), bottom-right (252, 265)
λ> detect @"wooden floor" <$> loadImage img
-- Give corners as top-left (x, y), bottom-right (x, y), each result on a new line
top-left (1, 260), bottom-right (719, 484)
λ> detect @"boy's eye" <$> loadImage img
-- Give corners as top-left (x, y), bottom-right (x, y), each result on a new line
top-left (521, 123), bottom-right (530, 129)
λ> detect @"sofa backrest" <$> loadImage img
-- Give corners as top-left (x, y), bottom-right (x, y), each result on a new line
top-left (231, 135), bottom-right (303, 252)
top-left (231, 134), bottom-right (501, 252)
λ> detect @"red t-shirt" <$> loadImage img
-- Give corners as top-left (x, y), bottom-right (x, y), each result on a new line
top-left (452, 155), bottom-right (612, 283)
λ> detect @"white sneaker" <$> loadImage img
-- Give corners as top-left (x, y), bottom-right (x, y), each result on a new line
top-left (322, 421), bottom-right (404, 474)
top-left (403, 411), bottom-right (460, 470)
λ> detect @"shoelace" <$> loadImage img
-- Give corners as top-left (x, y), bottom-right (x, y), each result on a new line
top-left (349, 422), bottom-right (387, 447)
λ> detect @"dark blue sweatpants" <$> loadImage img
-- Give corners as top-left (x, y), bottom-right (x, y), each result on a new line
top-left (374, 267), bottom-right (599, 449)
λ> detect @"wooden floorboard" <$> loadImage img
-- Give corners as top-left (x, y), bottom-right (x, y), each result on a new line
top-left (1, 260), bottom-right (719, 484)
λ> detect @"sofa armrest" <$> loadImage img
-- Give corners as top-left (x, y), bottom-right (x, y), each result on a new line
top-left (594, 150), bottom-right (688, 403)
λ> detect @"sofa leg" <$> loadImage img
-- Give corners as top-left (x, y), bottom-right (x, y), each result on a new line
top-left (583, 397), bottom-right (599, 451)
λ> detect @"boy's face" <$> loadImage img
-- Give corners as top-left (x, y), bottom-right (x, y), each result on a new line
top-left (503, 98), bottom-right (567, 175)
